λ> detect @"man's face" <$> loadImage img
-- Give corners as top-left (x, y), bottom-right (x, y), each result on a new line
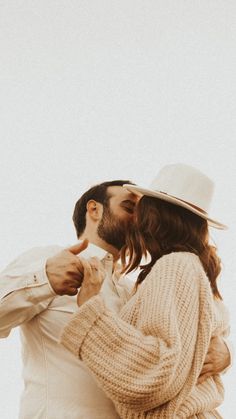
top-left (97, 186), bottom-right (139, 250)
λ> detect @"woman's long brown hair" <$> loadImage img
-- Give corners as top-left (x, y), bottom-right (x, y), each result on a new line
top-left (121, 196), bottom-right (222, 299)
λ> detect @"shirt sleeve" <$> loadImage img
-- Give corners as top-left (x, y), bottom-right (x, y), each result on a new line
top-left (61, 253), bottom-right (215, 412)
top-left (0, 246), bottom-right (61, 337)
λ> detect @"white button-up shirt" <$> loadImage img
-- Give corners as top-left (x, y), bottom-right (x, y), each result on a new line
top-left (0, 244), bottom-right (133, 419)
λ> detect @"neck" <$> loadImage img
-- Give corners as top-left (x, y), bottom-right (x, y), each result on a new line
top-left (79, 233), bottom-right (120, 261)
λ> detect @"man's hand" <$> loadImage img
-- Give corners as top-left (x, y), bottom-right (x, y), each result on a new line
top-left (46, 240), bottom-right (88, 296)
top-left (198, 335), bottom-right (231, 384)
top-left (77, 257), bottom-right (106, 306)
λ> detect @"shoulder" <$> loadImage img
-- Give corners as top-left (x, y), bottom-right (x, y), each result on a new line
top-left (15, 245), bottom-right (63, 261)
top-left (135, 253), bottom-right (208, 331)
top-left (1, 245), bottom-right (63, 272)
top-left (152, 251), bottom-right (204, 277)
top-left (143, 252), bottom-right (209, 297)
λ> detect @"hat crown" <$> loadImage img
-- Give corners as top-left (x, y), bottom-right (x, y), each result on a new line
top-left (150, 164), bottom-right (214, 212)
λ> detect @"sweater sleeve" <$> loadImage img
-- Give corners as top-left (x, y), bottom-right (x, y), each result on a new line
top-left (61, 253), bottom-right (213, 412)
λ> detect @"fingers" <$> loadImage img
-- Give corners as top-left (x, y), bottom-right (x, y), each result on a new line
top-left (63, 251), bottom-right (84, 274)
top-left (197, 372), bottom-right (212, 384)
top-left (67, 239), bottom-right (89, 255)
top-left (203, 354), bottom-right (211, 364)
top-left (66, 287), bottom-right (79, 296)
top-left (77, 258), bottom-right (105, 306)
top-left (90, 257), bottom-right (106, 280)
top-left (79, 257), bottom-right (92, 274)
top-left (79, 257), bottom-right (105, 287)
top-left (198, 361), bottom-right (213, 384)
top-left (56, 284), bottom-right (79, 296)
top-left (80, 257), bottom-right (103, 275)
top-left (204, 334), bottom-right (230, 375)
top-left (199, 363), bottom-right (212, 376)
top-left (88, 257), bottom-right (105, 271)
top-left (46, 245), bottom-right (86, 296)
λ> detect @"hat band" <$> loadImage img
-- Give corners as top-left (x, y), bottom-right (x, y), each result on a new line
top-left (159, 191), bottom-right (208, 215)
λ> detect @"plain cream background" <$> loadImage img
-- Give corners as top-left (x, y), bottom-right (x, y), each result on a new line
top-left (0, 1), bottom-right (235, 417)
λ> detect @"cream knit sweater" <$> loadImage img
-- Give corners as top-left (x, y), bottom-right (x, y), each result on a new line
top-left (61, 252), bottom-right (229, 418)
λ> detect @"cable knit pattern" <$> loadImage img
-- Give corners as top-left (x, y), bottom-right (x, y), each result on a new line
top-left (61, 252), bottom-right (229, 418)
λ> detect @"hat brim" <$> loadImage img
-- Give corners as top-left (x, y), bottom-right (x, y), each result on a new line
top-left (124, 184), bottom-right (227, 230)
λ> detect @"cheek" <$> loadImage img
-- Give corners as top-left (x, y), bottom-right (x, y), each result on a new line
top-left (122, 213), bottom-right (135, 224)
top-left (111, 207), bottom-right (130, 221)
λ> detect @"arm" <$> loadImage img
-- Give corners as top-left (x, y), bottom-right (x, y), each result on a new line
top-left (0, 246), bottom-right (60, 337)
top-left (61, 253), bottom-right (213, 412)
top-left (0, 242), bottom-right (86, 337)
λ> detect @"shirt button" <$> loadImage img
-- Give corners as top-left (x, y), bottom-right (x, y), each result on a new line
top-left (33, 275), bottom-right (37, 282)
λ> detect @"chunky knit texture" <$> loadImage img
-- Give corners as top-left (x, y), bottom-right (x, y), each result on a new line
top-left (61, 252), bottom-right (229, 418)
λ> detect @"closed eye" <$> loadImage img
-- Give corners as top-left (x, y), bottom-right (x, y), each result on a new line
top-left (123, 207), bottom-right (134, 214)
top-left (121, 200), bottom-right (136, 214)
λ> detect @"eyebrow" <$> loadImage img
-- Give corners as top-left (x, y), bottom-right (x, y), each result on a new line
top-left (121, 199), bottom-right (136, 207)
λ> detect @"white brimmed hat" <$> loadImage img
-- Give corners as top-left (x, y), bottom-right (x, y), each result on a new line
top-left (124, 164), bottom-right (227, 230)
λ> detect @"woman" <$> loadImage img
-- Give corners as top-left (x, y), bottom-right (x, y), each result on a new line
top-left (61, 164), bottom-right (229, 418)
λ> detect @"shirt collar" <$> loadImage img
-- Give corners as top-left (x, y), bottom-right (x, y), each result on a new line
top-left (78, 241), bottom-right (109, 261)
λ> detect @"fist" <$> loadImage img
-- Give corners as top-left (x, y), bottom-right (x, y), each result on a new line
top-left (46, 240), bottom-right (88, 296)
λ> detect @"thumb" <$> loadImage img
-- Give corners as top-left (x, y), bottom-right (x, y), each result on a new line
top-left (67, 239), bottom-right (89, 255)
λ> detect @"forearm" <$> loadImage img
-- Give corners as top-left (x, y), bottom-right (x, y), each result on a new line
top-left (0, 282), bottom-right (55, 337)
top-left (0, 246), bottom-right (60, 336)
top-left (61, 253), bottom-right (214, 413)
top-left (61, 295), bottom-right (183, 411)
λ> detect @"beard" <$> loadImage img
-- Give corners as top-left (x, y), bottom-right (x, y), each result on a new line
top-left (97, 205), bottom-right (133, 251)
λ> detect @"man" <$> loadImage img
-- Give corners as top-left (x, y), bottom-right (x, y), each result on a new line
top-left (0, 180), bottom-right (231, 419)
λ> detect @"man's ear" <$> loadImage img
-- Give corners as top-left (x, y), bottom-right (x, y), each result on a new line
top-left (86, 200), bottom-right (103, 222)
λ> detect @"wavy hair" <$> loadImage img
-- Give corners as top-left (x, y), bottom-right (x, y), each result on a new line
top-left (121, 196), bottom-right (222, 299)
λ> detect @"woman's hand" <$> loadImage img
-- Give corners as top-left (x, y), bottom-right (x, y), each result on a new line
top-left (198, 335), bottom-right (231, 383)
top-left (77, 257), bottom-right (106, 306)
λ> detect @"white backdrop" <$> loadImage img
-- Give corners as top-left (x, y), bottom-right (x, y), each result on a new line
top-left (0, 1), bottom-right (235, 418)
